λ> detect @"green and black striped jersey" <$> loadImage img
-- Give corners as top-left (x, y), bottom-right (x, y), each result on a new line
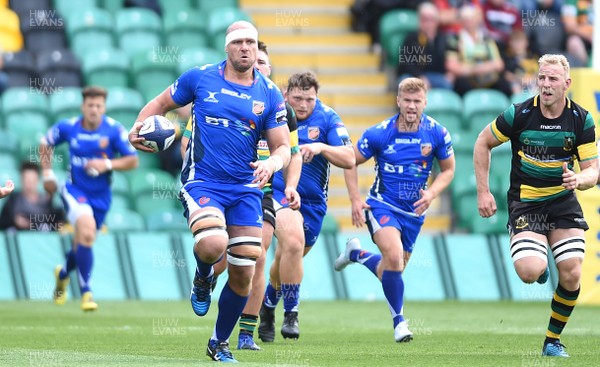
top-left (490, 95), bottom-right (597, 202)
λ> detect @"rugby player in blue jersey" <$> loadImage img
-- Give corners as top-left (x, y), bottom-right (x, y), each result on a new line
top-left (43, 86), bottom-right (139, 311)
top-left (258, 71), bottom-right (355, 342)
top-left (129, 21), bottom-right (290, 363)
top-left (335, 77), bottom-right (455, 342)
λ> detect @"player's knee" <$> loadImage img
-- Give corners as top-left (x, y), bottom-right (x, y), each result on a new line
top-left (227, 236), bottom-right (262, 266)
top-left (189, 209), bottom-right (228, 245)
top-left (75, 216), bottom-right (96, 245)
top-left (516, 268), bottom-right (542, 284)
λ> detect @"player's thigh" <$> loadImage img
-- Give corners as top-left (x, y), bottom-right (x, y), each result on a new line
top-left (298, 201), bottom-right (326, 248)
top-left (548, 227), bottom-right (585, 270)
top-left (60, 185), bottom-right (96, 231)
top-left (508, 200), bottom-right (550, 265)
top-left (365, 208), bottom-right (402, 254)
top-left (227, 224), bottom-right (262, 282)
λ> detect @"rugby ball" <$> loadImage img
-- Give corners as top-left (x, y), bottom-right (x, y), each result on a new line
top-left (139, 115), bottom-right (176, 152)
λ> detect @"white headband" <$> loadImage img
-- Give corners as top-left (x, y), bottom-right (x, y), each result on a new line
top-left (224, 28), bottom-right (258, 47)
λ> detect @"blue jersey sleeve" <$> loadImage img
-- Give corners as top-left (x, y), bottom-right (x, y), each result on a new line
top-left (45, 118), bottom-right (72, 147)
top-left (266, 81), bottom-right (287, 130)
top-left (357, 126), bottom-right (377, 160)
top-left (434, 125), bottom-right (454, 160)
top-left (325, 110), bottom-right (352, 147)
top-left (111, 123), bottom-right (138, 157)
top-left (170, 67), bottom-right (203, 107)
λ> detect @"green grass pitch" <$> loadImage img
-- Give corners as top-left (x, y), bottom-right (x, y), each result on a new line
top-left (0, 300), bottom-right (598, 366)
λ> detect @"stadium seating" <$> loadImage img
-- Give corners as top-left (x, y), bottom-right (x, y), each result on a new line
top-left (379, 9), bottom-right (418, 67)
top-left (177, 46), bottom-right (223, 74)
top-left (145, 209), bottom-right (188, 232)
top-left (15, 231), bottom-right (65, 300)
top-left (104, 208), bottom-right (145, 232)
top-left (127, 232), bottom-right (184, 300)
top-left (462, 89), bottom-right (510, 132)
top-left (498, 234), bottom-right (555, 301)
top-left (91, 233), bottom-right (128, 300)
top-left (65, 7), bottom-right (114, 59)
top-left (49, 87), bottom-right (83, 122)
top-left (445, 234), bottom-right (501, 300)
top-left (105, 87), bottom-right (144, 128)
top-left (110, 170), bottom-right (129, 196)
top-left (135, 152), bottom-right (162, 170)
top-left (82, 48), bottom-right (130, 88)
top-left (54, 0), bottom-right (98, 18)
top-left (196, 0), bottom-right (238, 12)
top-left (36, 48), bottom-right (83, 88)
top-left (403, 234), bottom-right (446, 300)
top-left (0, 233), bottom-right (17, 299)
top-left (162, 9), bottom-right (208, 50)
top-left (115, 8), bottom-right (162, 57)
top-left (2, 49), bottom-right (37, 88)
top-left (128, 168), bottom-right (175, 196)
top-left (0, 152), bottom-right (18, 171)
top-left (131, 49), bottom-right (178, 102)
top-left (0, 128), bottom-right (20, 157)
top-left (133, 193), bottom-right (179, 217)
top-left (510, 90), bottom-right (536, 104)
top-left (110, 193), bottom-right (131, 210)
top-left (424, 88), bottom-right (463, 135)
top-left (22, 8), bottom-right (67, 55)
top-left (1, 87), bottom-right (49, 133)
top-left (98, 0), bottom-right (125, 13)
top-left (206, 7), bottom-right (252, 49)
top-left (0, 7), bottom-right (24, 52)
top-left (158, 0), bottom-right (192, 14)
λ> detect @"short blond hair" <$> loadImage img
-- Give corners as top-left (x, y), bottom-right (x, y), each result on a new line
top-left (538, 54), bottom-right (570, 79)
top-left (398, 77), bottom-right (427, 95)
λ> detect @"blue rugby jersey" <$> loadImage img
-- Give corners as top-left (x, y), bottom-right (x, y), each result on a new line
top-left (44, 115), bottom-right (137, 193)
top-left (272, 99), bottom-right (352, 203)
top-left (172, 61), bottom-right (287, 186)
top-left (358, 113), bottom-right (453, 216)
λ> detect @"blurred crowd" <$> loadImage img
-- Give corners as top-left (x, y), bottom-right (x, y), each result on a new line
top-left (352, 0), bottom-right (593, 97)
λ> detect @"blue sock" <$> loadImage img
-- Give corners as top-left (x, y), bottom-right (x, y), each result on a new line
top-left (213, 282), bottom-right (249, 341)
top-left (282, 283), bottom-right (300, 313)
top-left (193, 250), bottom-right (214, 278)
top-left (59, 250), bottom-right (76, 280)
top-left (352, 250), bottom-right (381, 277)
top-left (382, 270), bottom-right (405, 327)
top-left (263, 281), bottom-right (280, 308)
top-left (75, 245), bottom-right (93, 294)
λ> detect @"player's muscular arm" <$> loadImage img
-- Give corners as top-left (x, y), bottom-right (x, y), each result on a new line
top-left (344, 146), bottom-right (370, 227)
top-left (252, 124), bottom-right (291, 188)
top-left (414, 155), bottom-right (455, 216)
top-left (568, 159), bottom-right (599, 191)
top-left (129, 87), bottom-right (181, 152)
top-left (474, 124), bottom-right (504, 217)
top-left (39, 139), bottom-right (58, 194)
top-left (302, 143), bottom-right (354, 169)
top-left (283, 152), bottom-right (302, 210)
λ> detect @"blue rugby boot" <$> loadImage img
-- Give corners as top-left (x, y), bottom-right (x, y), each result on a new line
top-left (190, 271), bottom-right (213, 316)
top-left (542, 340), bottom-right (569, 357)
top-left (237, 333), bottom-right (261, 350)
top-left (207, 339), bottom-right (238, 362)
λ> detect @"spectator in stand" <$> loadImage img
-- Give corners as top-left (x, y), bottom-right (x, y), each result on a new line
top-left (502, 30), bottom-right (539, 95)
top-left (435, 0), bottom-right (481, 35)
top-left (398, 2), bottom-right (454, 90)
top-left (0, 162), bottom-right (64, 231)
top-left (562, 0), bottom-right (592, 67)
top-left (524, 0), bottom-right (568, 61)
top-left (482, 0), bottom-right (522, 54)
top-left (445, 5), bottom-right (512, 97)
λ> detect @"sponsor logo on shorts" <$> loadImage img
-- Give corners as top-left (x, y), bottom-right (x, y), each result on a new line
top-left (379, 215), bottom-right (390, 225)
top-left (280, 197), bottom-right (289, 205)
top-left (198, 197), bottom-right (210, 205)
top-left (77, 196), bottom-right (87, 203)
